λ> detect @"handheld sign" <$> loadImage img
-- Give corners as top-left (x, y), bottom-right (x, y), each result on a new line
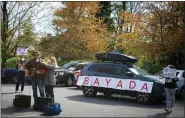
top-left (163, 67), bottom-right (176, 78)
top-left (16, 48), bottom-right (28, 56)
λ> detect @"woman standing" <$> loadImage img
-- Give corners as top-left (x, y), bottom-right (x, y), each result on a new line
top-left (164, 65), bottom-right (179, 113)
top-left (15, 56), bottom-right (26, 93)
top-left (41, 56), bottom-right (57, 103)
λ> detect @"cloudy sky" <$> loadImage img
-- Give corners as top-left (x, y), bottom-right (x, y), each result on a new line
top-left (32, 2), bottom-right (62, 37)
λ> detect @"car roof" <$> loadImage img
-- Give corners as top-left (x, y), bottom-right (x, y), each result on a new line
top-left (90, 61), bottom-right (134, 67)
top-left (78, 61), bottom-right (92, 65)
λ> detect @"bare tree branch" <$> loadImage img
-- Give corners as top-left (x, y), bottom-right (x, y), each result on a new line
top-left (7, 2), bottom-right (17, 15)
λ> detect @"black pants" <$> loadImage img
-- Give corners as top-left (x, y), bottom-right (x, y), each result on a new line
top-left (45, 85), bottom-right (54, 102)
top-left (15, 71), bottom-right (25, 91)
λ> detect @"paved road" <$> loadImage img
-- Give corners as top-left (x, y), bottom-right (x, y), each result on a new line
top-left (1, 84), bottom-right (184, 117)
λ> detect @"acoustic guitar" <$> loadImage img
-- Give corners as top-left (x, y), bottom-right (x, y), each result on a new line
top-left (28, 67), bottom-right (45, 77)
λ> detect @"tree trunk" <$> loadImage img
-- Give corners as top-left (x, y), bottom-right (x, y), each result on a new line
top-left (1, 1), bottom-right (8, 42)
top-left (1, 1), bottom-right (8, 68)
top-left (1, 58), bottom-right (7, 68)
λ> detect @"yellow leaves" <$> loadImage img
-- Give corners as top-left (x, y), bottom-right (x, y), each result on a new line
top-left (52, 2), bottom-right (108, 59)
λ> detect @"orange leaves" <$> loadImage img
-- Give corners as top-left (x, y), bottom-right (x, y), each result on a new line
top-left (52, 2), bottom-right (108, 59)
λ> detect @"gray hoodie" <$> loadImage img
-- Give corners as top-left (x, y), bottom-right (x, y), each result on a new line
top-left (41, 62), bottom-right (56, 86)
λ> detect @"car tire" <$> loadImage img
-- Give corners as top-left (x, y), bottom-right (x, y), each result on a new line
top-left (76, 86), bottom-right (81, 89)
top-left (82, 86), bottom-right (97, 97)
top-left (11, 74), bottom-right (17, 83)
top-left (136, 92), bottom-right (151, 104)
top-left (65, 76), bottom-right (73, 86)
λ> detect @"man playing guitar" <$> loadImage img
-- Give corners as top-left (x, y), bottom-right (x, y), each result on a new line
top-left (25, 51), bottom-right (46, 107)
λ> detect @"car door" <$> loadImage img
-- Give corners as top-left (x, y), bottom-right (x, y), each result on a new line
top-left (111, 64), bottom-right (138, 95)
top-left (87, 63), bottom-right (115, 93)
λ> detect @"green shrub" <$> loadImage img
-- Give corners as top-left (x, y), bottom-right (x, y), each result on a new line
top-left (148, 63), bottom-right (166, 74)
top-left (57, 60), bottom-right (70, 67)
top-left (6, 57), bottom-right (17, 68)
top-left (136, 56), bottom-right (145, 69)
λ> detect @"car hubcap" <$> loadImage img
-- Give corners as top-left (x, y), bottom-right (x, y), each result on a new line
top-left (67, 77), bottom-right (73, 85)
top-left (137, 92), bottom-right (150, 103)
top-left (84, 86), bottom-right (94, 96)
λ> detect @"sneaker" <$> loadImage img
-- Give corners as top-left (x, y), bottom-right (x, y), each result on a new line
top-left (15, 91), bottom-right (18, 93)
top-left (164, 108), bottom-right (169, 112)
top-left (168, 108), bottom-right (172, 113)
top-left (21, 91), bottom-right (23, 93)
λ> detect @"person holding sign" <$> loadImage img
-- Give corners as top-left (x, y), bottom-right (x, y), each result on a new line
top-left (163, 65), bottom-right (179, 113)
top-left (15, 56), bottom-right (26, 93)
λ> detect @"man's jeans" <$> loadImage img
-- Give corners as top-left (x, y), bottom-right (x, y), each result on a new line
top-left (165, 88), bottom-right (176, 108)
top-left (31, 75), bottom-right (45, 103)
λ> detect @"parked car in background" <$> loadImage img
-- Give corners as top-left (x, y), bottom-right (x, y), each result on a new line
top-left (79, 52), bottom-right (165, 104)
top-left (155, 70), bottom-right (185, 99)
top-left (1, 68), bottom-right (18, 83)
top-left (55, 61), bottom-right (92, 86)
top-left (1, 68), bottom-right (32, 84)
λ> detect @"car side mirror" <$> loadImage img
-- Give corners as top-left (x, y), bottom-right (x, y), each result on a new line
top-left (74, 70), bottom-right (81, 73)
top-left (125, 72), bottom-right (133, 77)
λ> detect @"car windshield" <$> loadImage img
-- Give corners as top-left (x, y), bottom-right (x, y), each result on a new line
top-left (61, 62), bottom-right (78, 69)
top-left (129, 68), bottom-right (151, 76)
top-left (155, 70), bottom-right (163, 76)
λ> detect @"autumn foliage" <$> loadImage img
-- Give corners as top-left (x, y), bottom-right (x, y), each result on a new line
top-left (38, 1), bottom-right (184, 69)
top-left (50, 2), bottom-right (108, 59)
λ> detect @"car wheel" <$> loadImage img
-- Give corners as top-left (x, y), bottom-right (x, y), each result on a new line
top-left (11, 75), bottom-right (17, 83)
top-left (66, 76), bottom-right (73, 86)
top-left (136, 92), bottom-right (151, 104)
top-left (82, 86), bottom-right (97, 97)
top-left (76, 85), bottom-right (81, 89)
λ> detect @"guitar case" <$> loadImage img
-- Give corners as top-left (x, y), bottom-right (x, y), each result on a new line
top-left (13, 79), bottom-right (31, 108)
top-left (13, 94), bottom-right (31, 108)
top-left (33, 97), bottom-right (52, 111)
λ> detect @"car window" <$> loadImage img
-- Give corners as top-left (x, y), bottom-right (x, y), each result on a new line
top-left (75, 64), bottom-right (85, 71)
top-left (176, 72), bottom-right (180, 76)
top-left (182, 72), bottom-right (185, 78)
top-left (155, 70), bottom-right (163, 76)
top-left (88, 64), bottom-right (113, 73)
top-left (111, 65), bottom-right (129, 75)
top-left (62, 62), bottom-right (78, 69)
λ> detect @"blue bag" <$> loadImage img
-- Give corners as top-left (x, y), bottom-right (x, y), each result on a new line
top-left (44, 103), bottom-right (62, 116)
